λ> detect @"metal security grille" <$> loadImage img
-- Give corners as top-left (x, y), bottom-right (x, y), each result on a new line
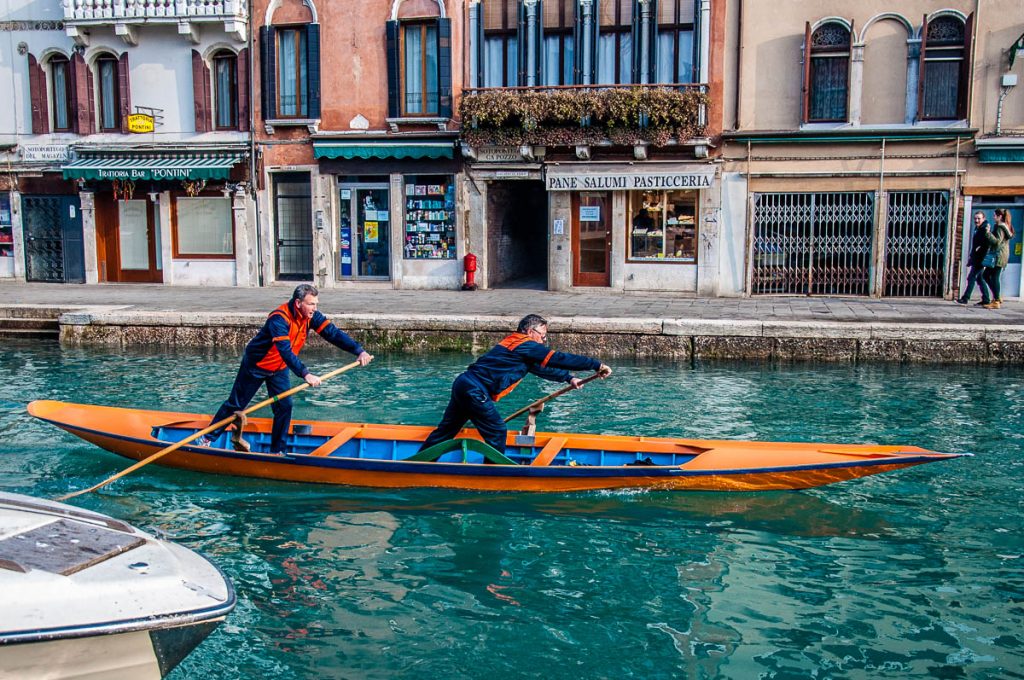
top-left (752, 192), bottom-right (874, 296)
top-left (273, 174), bottom-right (313, 281)
top-left (884, 191), bottom-right (949, 297)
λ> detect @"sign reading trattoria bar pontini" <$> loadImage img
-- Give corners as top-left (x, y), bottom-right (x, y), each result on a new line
top-left (545, 165), bottom-right (715, 191)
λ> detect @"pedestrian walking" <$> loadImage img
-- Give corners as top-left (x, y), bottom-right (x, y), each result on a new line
top-left (981, 209), bottom-right (1014, 309)
top-left (957, 211), bottom-right (992, 305)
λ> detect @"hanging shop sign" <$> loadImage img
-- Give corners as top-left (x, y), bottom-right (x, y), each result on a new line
top-left (545, 165), bottom-right (716, 191)
top-left (20, 144), bottom-right (70, 163)
top-left (126, 114), bottom-right (155, 134)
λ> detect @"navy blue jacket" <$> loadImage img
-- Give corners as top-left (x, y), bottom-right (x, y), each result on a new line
top-left (466, 333), bottom-right (601, 401)
top-left (243, 300), bottom-right (365, 377)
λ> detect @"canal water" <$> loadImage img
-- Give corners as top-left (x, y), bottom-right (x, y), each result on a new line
top-left (0, 343), bottom-right (1021, 679)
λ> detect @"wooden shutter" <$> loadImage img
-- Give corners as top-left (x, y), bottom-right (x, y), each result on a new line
top-left (437, 17), bottom-right (452, 118)
top-left (236, 47), bottom-right (250, 131)
top-left (118, 52), bottom-right (131, 133)
top-left (305, 24), bottom-right (320, 119)
top-left (573, 0), bottom-right (583, 83)
top-left (259, 26), bottom-right (276, 120)
top-left (385, 20), bottom-right (401, 117)
top-left (630, 0), bottom-right (641, 83)
top-left (915, 14), bottom-right (928, 122)
top-left (191, 49), bottom-right (210, 133)
top-left (70, 53), bottom-right (94, 135)
top-left (474, 2), bottom-right (484, 87)
top-left (518, 0), bottom-right (529, 85)
top-left (27, 54), bottom-right (50, 134)
top-left (957, 13), bottom-right (974, 121)
top-left (646, 0), bottom-right (657, 83)
top-left (800, 21), bottom-right (811, 124)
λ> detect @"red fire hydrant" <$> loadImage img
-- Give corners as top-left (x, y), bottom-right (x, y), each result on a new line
top-left (462, 252), bottom-right (478, 291)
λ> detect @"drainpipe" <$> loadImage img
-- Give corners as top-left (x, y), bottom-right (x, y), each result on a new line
top-left (639, 0), bottom-right (651, 83)
top-left (247, 0), bottom-right (263, 286)
top-left (699, 0), bottom-right (710, 84)
top-left (525, 0), bottom-right (538, 86)
top-left (580, 0), bottom-right (593, 85)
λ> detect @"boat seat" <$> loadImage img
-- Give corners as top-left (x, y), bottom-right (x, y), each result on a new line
top-left (404, 438), bottom-right (516, 465)
top-left (530, 437), bottom-right (568, 466)
top-left (308, 427), bottom-right (362, 457)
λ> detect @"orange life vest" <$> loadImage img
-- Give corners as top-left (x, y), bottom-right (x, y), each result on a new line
top-left (256, 302), bottom-right (314, 372)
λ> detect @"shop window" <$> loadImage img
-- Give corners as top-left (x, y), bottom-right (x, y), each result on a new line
top-left (213, 51), bottom-right (238, 129)
top-left (480, 0), bottom-right (519, 87)
top-left (596, 0), bottom-right (633, 84)
top-left (919, 15), bottom-right (970, 121)
top-left (542, 0), bottom-right (574, 86)
top-left (627, 191), bottom-right (697, 262)
top-left (96, 54), bottom-right (121, 131)
top-left (50, 55), bottom-right (73, 132)
top-left (655, 0), bottom-right (695, 84)
top-left (404, 176), bottom-right (456, 260)
top-left (803, 21), bottom-right (851, 123)
top-left (173, 196), bottom-right (234, 258)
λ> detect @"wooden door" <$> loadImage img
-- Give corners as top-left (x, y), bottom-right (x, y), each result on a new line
top-left (95, 193), bottom-right (160, 282)
top-left (572, 192), bottom-right (611, 287)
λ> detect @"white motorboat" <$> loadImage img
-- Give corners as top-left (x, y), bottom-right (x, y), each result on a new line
top-left (0, 492), bottom-right (235, 679)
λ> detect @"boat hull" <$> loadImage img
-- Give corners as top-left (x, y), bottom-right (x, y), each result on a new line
top-left (28, 400), bottom-right (966, 493)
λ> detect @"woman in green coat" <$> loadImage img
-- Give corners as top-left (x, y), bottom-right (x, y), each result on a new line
top-left (981, 208), bottom-right (1014, 309)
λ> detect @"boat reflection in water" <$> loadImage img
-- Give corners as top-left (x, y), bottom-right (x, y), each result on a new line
top-left (0, 492), bottom-right (235, 679)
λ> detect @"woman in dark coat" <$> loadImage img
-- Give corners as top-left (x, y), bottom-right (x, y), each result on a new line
top-left (981, 208), bottom-right (1014, 309)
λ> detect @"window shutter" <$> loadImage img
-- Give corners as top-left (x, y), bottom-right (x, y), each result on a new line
top-left (957, 13), bottom-right (973, 120)
top-left (236, 47), bottom-right (250, 131)
top-left (437, 17), bottom-right (452, 118)
top-left (385, 20), bottom-right (401, 117)
top-left (915, 14), bottom-right (928, 122)
top-left (630, 0), bottom-right (641, 83)
top-left (28, 54), bottom-right (49, 135)
top-left (118, 52), bottom-right (131, 133)
top-left (259, 26), bottom-right (276, 120)
top-left (76, 54), bottom-right (95, 135)
top-left (532, 0), bottom-right (544, 85)
top-left (306, 23), bottom-right (321, 119)
top-left (800, 21), bottom-right (811, 124)
top-left (474, 3), bottom-right (484, 87)
top-left (517, 1), bottom-right (527, 85)
top-left (690, 0), bottom-right (700, 82)
top-left (646, 0), bottom-right (657, 83)
top-left (191, 49), bottom-right (210, 133)
top-left (573, 0), bottom-right (583, 83)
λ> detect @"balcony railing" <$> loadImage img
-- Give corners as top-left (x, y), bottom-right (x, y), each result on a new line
top-left (460, 84), bottom-right (708, 149)
top-left (64, 0), bottom-right (246, 21)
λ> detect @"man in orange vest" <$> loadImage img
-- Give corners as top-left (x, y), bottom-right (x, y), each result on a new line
top-left (418, 314), bottom-right (611, 456)
top-left (198, 284), bottom-right (373, 454)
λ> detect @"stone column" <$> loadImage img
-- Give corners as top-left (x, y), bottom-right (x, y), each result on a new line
top-left (639, 0), bottom-right (652, 83)
top-left (580, 0), bottom-right (594, 85)
top-left (231, 185), bottom-right (257, 287)
top-left (696, 173), bottom-right (722, 297)
top-left (10, 191), bottom-right (26, 281)
top-left (849, 43), bottom-right (865, 126)
top-left (525, 0), bottom-right (539, 87)
top-left (311, 167), bottom-right (333, 289)
top-left (157, 191), bottom-right (172, 283)
top-left (699, 0), bottom-right (711, 83)
top-left (390, 172), bottom-right (404, 289)
top-left (906, 39), bottom-right (921, 124)
top-left (79, 190), bottom-right (99, 284)
top-left (548, 190), bottom-right (571, 291)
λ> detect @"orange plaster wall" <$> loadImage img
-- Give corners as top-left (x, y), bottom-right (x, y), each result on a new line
top-left (707, 0), bottom-right (725, 148)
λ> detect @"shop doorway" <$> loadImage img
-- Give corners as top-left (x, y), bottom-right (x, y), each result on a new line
top-left (95, 194), bottom-right (162, 283)
top-left (971, 202), bottom-right (1024, 298)
top-left (338, 183), bottom-right (391, 279)
top-left (273, 173), bottom-right (313, 281)
top-left (23, 195), bottom-right (85, 283)
top-left (572, 192), bottom-right (611, 286)
top-left (487, 180), bottom-right (547, 288)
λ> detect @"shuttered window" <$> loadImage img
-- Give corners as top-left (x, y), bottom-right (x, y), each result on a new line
top-left (213, 51), bottom-right (238, 129)
top-left (920, 16), bottom-right (968, 120)
top-left (261, 25), bottom-right (319, 121)
top-left (97, 55), bottom-right (120, 131)
top-left (51, 56), bottom-right (72, 131)
top-left (807, 22), bottom-right (851, 123)
top-left (388, 18), bottom-right (451, 118)
top-left (277, 27), bottom-right (307, 118)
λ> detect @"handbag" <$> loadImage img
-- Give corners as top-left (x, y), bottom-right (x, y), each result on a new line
top-left (982, 251), bottom-right (997, 268)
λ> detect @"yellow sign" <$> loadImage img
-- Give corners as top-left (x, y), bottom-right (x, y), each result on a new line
top-left (126, 114), bottom-right (155, 134)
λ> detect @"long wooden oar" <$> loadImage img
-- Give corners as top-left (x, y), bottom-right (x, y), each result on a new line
top-left (55, 360), bottom-right (363, 501)
top-left (503, 371), bottom-right (604, 424)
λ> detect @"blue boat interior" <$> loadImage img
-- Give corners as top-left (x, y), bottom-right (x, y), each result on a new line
top-left (153, 425), bottom-right (701, 467)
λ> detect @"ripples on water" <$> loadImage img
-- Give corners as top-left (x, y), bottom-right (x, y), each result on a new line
top-left (1, 343), bottom-right (1022, 679)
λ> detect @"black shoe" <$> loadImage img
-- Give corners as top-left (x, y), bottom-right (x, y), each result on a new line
top-left (954, 297), bottom-right (967, 304)
top-left (976, 301), bottom-right (991, 306)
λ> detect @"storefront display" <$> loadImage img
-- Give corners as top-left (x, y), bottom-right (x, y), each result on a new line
top-left (628, 190), bottom-right (697, 262)
top-left (0, 193), bottom-right (12, 277)
top-left (404, 175), bottom-right (456, 259)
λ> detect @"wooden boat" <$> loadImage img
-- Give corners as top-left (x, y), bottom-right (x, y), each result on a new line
top-left (28, 400), bottom-right (966, 493)
top-left (0, 491), bottom-right (235, 679)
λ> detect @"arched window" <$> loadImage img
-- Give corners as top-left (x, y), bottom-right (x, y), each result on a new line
top-left (95, 53), bottom-right (121, 131)
top-left (920, 15), bottom-right (968, 120)
top-left (542, 0), bottom-right (574, 85)
top-left (656, 0), bottom-right (695, 84)
top-left (481, 0), bottom-right (518, 87)
top-left (804, 22), bottom-right (851, 123)
top-left (213, 50), bottom-right (238, 129)
top-left (596, 0), bottom-right (632, 84)
top-left (49, 55), bottom-right (72, 132)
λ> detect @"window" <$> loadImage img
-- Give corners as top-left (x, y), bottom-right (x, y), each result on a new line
top-left (542, 0), bottom-right (574, 86)
top-left (403, 23), bottom-right (439, 115)
top-left (627, 190), bottom-right (697, 262)
top-left (97, 55), bottom-right (120, 131)
top-left (213, 51), bottom-right (237, 129)
top-left (920, 16), bottom-right (967, 120)
top-left (277, 27), bottom-right (307, 117)
top-left (656, 0), bottom-right (695, 83)
top-left (50, 55), bottom-right (72, 132)
top-left (597, 0), bottom-right (632, 84)
top-left (404, 176), bottom-right (456, 260)
top-left (482, 0), bottom-right (519, 87)
top-left (173, 196), bottom-right (234, 258)
top-left (805, 22), bottom-right (851, 123)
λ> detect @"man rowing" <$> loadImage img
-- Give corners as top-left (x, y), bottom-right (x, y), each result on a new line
top-left (197, 284), bottom-right (373, 454)
top-left (419, 314), bottom-right (611, 457)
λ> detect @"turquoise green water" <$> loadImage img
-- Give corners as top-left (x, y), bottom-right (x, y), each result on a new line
top-left (1, 343), bottom-right (1022, 679)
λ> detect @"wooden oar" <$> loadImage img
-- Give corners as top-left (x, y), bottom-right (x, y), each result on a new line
top-left (55, 360), bottom-right (363, 501)
top-left (503, 371), bottom-right (604, 424)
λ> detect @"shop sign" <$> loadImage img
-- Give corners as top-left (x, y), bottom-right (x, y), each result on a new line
top-left (95, 167), bottom-right (195, 180)
top-left (126, 114), bottom-right (155, 134)
top-left (495, 170), bottom-right (531, 178)
top-left (477, 146), bottom-right (522, 163)
top-left (21, 144), bottom-right (70, 163)
top-left (546, 166), bottom-right (715, 191)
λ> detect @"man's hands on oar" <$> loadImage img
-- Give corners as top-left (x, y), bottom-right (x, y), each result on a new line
top-left (569, 364), bottom-right (612, 390)
top-left (504, 366), bottom-right (613, 424)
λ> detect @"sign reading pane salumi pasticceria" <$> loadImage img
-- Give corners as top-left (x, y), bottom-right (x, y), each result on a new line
top-left (545, 165), bottom-right (715, 191)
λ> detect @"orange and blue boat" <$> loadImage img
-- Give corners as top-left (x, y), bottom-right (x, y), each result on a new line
top-left (28, 400), bottom-right (966, 493)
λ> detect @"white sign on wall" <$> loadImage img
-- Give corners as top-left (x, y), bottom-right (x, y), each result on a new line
top-left (546, 164), bottom-right (715, 191)
top-left (20, 144), bottom-right (70, 163)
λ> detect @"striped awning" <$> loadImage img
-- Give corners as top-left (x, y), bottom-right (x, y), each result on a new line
top-left (62, 152), bottom-right (245, 181)
top-left (313, 141), bottom-right (454, 160)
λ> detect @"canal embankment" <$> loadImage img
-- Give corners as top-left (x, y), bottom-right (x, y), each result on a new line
top-left (3, 282), bottom-right (1024, 363)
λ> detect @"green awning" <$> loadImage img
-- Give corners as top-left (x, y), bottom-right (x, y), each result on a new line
top-left (62, 152), bottom-right (245, 181)
top-left (314, 141), bottom-right (454, 160)
top-left (978, 147), bottom-right (1024, 164)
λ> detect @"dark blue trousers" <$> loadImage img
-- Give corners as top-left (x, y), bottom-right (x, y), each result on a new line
top-left (419, 373), bottom-right (508, 454)
top-left (961, 263), bottom-right (988, 303)
top-left (209, 363), bottom-right (293, 453)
